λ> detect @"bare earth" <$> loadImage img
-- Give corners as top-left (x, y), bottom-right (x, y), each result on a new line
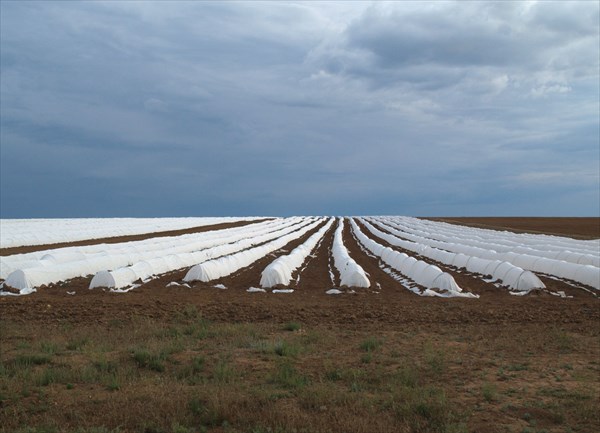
top-left (1, 217), bottom-right (598, 433)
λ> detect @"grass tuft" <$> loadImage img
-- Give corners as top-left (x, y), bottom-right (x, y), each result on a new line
top-left (11, 354), bottom-right (52, 368)
top-left (271, 361), bottom-right (308, 389)
top-left (360, 337), bottom-right (382, 353)
top-left (393, 386), bottom-right (452, 433)
top-left (106, 375), bottom-right (120, 392)
top-left (424, 344), bottom-right (446, 374)
top-left (273, 340), bottom-right (300, 357)
top-left (213, 359), bottom-right (235, 384)
top-left (283, 322), bottom-right (302, 332)
top-left (66, 338), bottom-right (88, 351)
top-left (132, 349), bottom-right (166, 372)
top-left (482, 382), bottom-right (498, 402)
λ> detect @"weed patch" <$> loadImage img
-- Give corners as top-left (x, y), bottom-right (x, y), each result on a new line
top-left (270, 361), bottom-right (308, 389)
top-left (360, 337), bottom-right (382, 353)
top-left (283, 322), bottom-right (301, 332)
top-left (132, 348), bottom-right (167, 372)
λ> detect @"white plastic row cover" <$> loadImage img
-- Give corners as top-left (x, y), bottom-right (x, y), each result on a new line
top-left (350, 219), bottom-right (476, 298)
top-left (0, 217), bottom-right (264, 248)
top-left (362, 219), bottom-right (545, 293)
top-left (184, 219), bottom-right (325, 283)
top-left (382, 216), bottom-right (599, 258)
top-left (260, 218), bottom-right (334, 288)
top-left (88, 218), bottom-right (317, 289)
top-left (331, 218), bottom-right (370, 288)
top-left (378, 217), bottom-right (599, 267)
top-left (0, 218), bottom-right (286, 279)
top-left (4, 218), bottom-right (300, 290)
top-left (369, 218), bottom-right (599, 290)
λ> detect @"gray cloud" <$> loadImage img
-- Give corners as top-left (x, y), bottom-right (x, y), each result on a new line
top-left (1, 1), bottom-right (598, 217)
top-left (314, 2), bottom-right (598, 78)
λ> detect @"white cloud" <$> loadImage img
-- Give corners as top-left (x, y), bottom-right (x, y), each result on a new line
top-left (531, 83), bottom-right (572, 98)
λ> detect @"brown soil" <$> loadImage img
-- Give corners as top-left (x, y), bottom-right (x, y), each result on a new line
top-left (0, 218), bottom-right (273, 256)
top-left (425, 217), bottom-right (600, 240)
top-left (1, 218), bottom-right (597, 326)
top-left (0, 217), bottom-right (599, 433)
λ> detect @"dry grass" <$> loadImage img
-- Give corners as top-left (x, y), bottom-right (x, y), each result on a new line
top-left (1, 312), bottom-right (599, 433)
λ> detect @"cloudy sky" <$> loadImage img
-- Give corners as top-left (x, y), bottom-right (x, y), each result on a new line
top-left (1, 1), bottom-right (598, 217)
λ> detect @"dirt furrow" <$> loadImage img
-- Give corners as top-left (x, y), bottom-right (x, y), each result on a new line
top-left (295, 219), bottom-right (338, 292)
top-left (342, 218), bottom-right (413, 296)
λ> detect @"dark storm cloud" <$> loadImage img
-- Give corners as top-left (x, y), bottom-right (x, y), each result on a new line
top-left (1, 1), bottom-right (598, 217)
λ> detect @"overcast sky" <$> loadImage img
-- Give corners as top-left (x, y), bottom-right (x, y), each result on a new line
top-left (1, 1), bottom-right (598, 217)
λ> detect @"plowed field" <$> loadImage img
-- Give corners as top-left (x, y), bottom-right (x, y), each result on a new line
top-left (1, 217), bottom-right (598, 433)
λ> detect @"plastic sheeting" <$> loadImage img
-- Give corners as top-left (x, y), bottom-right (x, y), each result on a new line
top-left (4, 254), bottom-right (126, 290)
top-left (377, 216), bottom-right (599, 264)
top-left (331, 219), bottom-right (370, 288)
top-left (361, 218), bottom-right (545, 293)
top-left (4, 218), bottom-right (301, 290)
top-left (1, 218), bottom-right (288, 280)
top-left (260, 218), bottom-right (334, 288)
top-left (0, 217), bottom-right (265, 248)
top-left (88, 218), bottom-right (316, 289)
top-left (184, 219), bottom-right (325, 283)
top-left (350, 219), bottom-right (476, 298)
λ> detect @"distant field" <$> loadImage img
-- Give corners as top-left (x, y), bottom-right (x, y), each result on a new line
top-left (1, 217), bottom-right (598, 433)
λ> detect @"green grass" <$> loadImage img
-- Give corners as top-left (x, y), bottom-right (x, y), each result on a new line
top-left (93, 358), bottom-right (118, 374)
top-left (176, 355), bottom-right (206, 384)
top-left (254, 339), bottom-right (303, 358)
top-left (270, 361), bottom-right (308, 389)
top-left (213, 359), bottom-right (236, 384)
top-left (324, 368), bottom-right (343, 382)
top-left (394, 366), bottom-right (419, 388)
top-left (188, 395), bottom-right (227, 428)
top-left (34, 366), bottom-right (73, 387)
top-left (105, 375), bottom-right (120, 392)
top-left (283, 322), bottom-right (302, 332)
top-left (507, 363), bottom-right (529, 372)
top-left (132, 348), bottom-right (167, 372)
top-left (273, 340), bottom-right (301, 357)
top-left (360, 337), bottom-right (382, 353)
top-left (191, 356), bottom-right (205, 373)
top-left (177, 305), bottom-right (201, 321)
top-left (65, 338), bottom-right (88, 351)
top-left (40, 342), bottom-right (60, 356)
top-left (171, 423), bottom-right (194, 433)
top-left (424, 344), bottom-right (446, 374)
top-left (11, 354), bottom-right (52, 368)
top-left (390, 386), bottom-right (456, 433)
top-left (552, 329), bottom-right (575, 353)
top-left (482, 383), bottom-right (498, 402)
